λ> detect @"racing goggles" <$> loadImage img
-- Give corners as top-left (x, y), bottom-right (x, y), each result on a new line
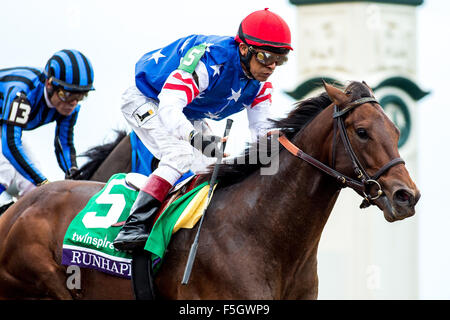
top-left (249, 47), bottom-right (288, 66)
top-left (56, 88), bottom-right (88, 103)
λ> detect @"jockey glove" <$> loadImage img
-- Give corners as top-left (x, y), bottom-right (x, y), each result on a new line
top-left (65, 166), bottom-right (80, 180)
top-left (189, 131), bottom-right (221, 157)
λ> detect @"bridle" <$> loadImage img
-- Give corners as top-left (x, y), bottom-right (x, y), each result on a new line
top-left (278, 97), bottom-right (405, 208)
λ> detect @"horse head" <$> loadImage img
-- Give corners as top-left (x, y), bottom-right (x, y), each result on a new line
top-left (306, 81), bottom-right (420, 222)
top-left (201, 80), bottom-right (420, 224)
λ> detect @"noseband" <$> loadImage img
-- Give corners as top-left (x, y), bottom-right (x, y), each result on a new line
top-left (278, 97), bottom-right (405, 208)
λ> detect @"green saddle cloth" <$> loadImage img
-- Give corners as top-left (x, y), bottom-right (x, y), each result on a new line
top-left (62, 173), bottom-right (209, 278)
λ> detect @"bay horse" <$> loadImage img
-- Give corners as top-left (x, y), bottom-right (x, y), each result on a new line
top-left (72, 128), bottom-right (160, 183)
top-left (71, 130), bottom-right (131, 182)
top-left (0, 81), bottom-right (420, 299)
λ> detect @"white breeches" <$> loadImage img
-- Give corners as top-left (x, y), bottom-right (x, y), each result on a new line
top-left (0, 135), bottom-right (37, 199)
top-left (121, 86), bottom-right (216, 185)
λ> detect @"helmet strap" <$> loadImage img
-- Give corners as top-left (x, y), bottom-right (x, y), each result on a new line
top-left (239, 49), bottom-right (255, 80)
top-left (237, 24), bottom-right (255, 79)
top-left (46, 78), bottom-right (56, 98)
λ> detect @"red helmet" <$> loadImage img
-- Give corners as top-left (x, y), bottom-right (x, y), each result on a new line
top-left (235, 8), bottom-right (293, 51)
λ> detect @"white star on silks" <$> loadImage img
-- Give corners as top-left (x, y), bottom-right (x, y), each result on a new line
top-left (202, 42), bottom-right (214, 52)
top-left (145, 49), bottom-right (166, 64)
top-left (196, 92), bottom-right (205, 99)
top-left (227, 88), bottom-right (241, 103)
top-left (205, 111), bottom-right (221, 120)
top-left (210, 64), bottom-right (222, 77)
top-left (180, 38), bottom-right (191, 53)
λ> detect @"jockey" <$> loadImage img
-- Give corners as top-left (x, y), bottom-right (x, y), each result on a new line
top-left (0, 49), bottom-right (94, 213)
top-left (114, 8), bottom-right (292, 251)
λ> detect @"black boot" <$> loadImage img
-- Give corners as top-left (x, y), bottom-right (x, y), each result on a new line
top-left (113, 191), bottom-right (161, 251)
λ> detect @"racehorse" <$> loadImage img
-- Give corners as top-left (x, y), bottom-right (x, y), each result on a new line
top-left (0, 81), bottom-right (420, 299)
top-left (71, 130), bottom-right (131, 182)
top-left (72, 129), bottom-right (160, 183)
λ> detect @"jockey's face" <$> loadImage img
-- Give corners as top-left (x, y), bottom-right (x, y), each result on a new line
top-left (45, 81), bottom-right (80, 116)
top-left (239, 43), bottom-right (287, 82)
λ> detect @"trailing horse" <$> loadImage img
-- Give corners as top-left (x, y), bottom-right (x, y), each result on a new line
top-left (0, 81), bottom-right (420, 299)
top-left (71, 130), bottom-right (131, 182)
top-left (72, 128), bottom-right (160, 183)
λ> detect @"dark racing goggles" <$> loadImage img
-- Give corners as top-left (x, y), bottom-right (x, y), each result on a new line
top-left (249, 47), bottom-right (289, 66)
top-left (56, 88), bottom-right (88, 103)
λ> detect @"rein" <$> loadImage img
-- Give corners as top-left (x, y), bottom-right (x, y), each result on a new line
top-left (278, 97), bottom-right (405, 208)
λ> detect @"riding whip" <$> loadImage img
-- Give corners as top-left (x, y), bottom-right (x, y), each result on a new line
top-left (181, 118), bottom-right (233, 285)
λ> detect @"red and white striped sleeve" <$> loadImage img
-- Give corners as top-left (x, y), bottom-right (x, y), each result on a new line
top-left (250, 82), bottom-right (273, 108)
top-left (162, 72), bottom-right (200, 105)
top-left (246, 82), bottom-right (273, 142)
top-left (157, 62), bottom-right (209, 140)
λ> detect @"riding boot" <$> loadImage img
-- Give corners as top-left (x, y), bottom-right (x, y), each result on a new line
top-left (113, 175), bottom-right (172, 251)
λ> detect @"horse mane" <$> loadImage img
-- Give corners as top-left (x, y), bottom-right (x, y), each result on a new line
top-left (72, 130), bottom-right (128, 180)
top-left (204, 81), bottom-right (373, 187)
top-left (202, 91), bottom-right (332, 186)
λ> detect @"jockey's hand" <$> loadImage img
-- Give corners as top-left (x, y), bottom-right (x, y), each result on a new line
top-left (190, 132), bottom-right (223, 157)
top-left (65, 166), bottom-right (80, 180)
top-left (36, 179), bottom-right (50, 186)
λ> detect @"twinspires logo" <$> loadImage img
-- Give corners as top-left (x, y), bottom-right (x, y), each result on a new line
top-left (71, 231), bottom-right (115, 250)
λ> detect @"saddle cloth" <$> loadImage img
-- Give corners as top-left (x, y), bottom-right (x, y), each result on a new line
top-left (61, 173), bottom-right (213, 278)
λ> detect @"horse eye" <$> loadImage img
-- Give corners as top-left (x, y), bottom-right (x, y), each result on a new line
top-left (356, 128), bottom-right (369, 140)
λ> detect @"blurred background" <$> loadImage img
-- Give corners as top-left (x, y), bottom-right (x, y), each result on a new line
top-left (0, 0), bottom-right (448, 299)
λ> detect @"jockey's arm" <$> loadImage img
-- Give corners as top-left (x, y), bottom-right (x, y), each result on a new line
top-left (246, 82), bottom-right (274, 142)
top-left (0, 88), bottom-right (47, 186)
top-left (157, 62), bottom-right (209, 141)
top-left (0, 124), bottom-right (47, 186)
top-left (55, 110), bottom-right (79, 173)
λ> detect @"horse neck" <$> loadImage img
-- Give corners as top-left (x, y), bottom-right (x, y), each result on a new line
top-left (228, 104), bottom-right (340, 272)
top-left (271, 104), bottom-right (339, 241)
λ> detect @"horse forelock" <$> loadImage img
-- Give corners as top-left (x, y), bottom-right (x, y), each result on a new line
top-left (344, 81), bottom-right (375, 101)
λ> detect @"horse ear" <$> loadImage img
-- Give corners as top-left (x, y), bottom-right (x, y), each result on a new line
top-left (362, 80), bottom-right (375, 97)
top-left (322, 80), bottom-right (348, 106)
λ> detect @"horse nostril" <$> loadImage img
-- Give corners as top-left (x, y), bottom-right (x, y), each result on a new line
top-left (415, 191), bottom-right (421, 204)
top-left (393, 189), bottom-right (414, 207)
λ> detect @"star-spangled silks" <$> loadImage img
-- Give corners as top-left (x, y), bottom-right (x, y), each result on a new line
top-left (135, 34), bottom-right (268, 121)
